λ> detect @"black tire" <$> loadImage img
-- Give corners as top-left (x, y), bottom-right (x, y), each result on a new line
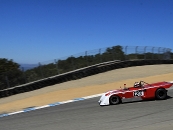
top-left (109, 95), bottom-right (121, 105)
top-left (155, 88), bottom-right (167, 100)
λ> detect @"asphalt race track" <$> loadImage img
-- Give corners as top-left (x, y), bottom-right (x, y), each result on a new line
top-left (0, 90), bottom-right (173, 130)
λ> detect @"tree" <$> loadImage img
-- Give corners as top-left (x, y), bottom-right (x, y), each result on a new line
top-left (0, 58), bottom-right (20, 73)
top-left (0, 45), bottom-right (131, 89)
top-left (0, 58), bottom-right (24, 90)
top-left (102, 45), bottom-right (125, 61)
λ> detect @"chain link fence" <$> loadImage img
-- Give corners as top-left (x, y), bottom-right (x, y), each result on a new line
top-left (0, 45), bottom-right (172, 90)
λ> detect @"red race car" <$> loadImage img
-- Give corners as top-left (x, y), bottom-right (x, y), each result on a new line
top-left (98, 81), bottom-right (173, 106)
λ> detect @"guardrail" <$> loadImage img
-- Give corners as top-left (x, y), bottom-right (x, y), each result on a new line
top-left (0, 45), bottom-right (172, 90)
top-left (0, 59), bottom-right (173, 98)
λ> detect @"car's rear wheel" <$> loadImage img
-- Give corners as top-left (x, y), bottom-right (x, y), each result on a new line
top-left (155, 88), bottom-right (167, 100)
top-left (109, 95), bottom-right (121, 105)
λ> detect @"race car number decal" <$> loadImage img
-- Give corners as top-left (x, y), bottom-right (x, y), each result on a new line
top-left (133, 90), bottom-right (144, 97)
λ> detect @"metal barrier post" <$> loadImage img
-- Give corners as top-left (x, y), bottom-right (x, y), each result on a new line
top-left (39, 62), bottom-right (44, 78)
top-left (152, 47), bottom-right (155, 59)
top-left (144, 46), bottom-right (147, 59)
top-left (85, 51), bottom-right (88, 66)
top-left (158, 47), bottom-right (161, 59)
top-left (99, 49), bottom-right (102, 63)
top-left (71, 55), bottom-right (75, 70)
top-left (5, 75), bottom-right (10, 88)
top-left (112, 48), bottom-right (115, 61)
top-left (22, 67), bottom-right (27, 83)
top-left (135, 46), bottom-right (138, 59)
top-left (54, 59), bottom-right (59, 74)
top-left (125, 46), bottom-right (128, 60)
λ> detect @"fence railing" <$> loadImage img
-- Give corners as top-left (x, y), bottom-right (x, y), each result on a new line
top-left (0, 45), bottom-right (172, 90)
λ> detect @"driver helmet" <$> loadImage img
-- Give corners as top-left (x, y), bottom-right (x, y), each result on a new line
top-left (134, 82), bottom-right (140, 87)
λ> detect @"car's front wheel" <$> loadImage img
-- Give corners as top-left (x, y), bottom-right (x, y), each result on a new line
top-left (155, 88), bottom-right (167, 100)
top-left (109, 95), bottom-right (121, 105)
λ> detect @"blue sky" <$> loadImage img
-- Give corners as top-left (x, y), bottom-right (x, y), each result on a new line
top-left (0, 0), bottom-right (173, 64)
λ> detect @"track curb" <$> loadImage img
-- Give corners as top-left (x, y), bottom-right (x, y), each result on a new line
top-left (0, 93), bottom-right (103, 118)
